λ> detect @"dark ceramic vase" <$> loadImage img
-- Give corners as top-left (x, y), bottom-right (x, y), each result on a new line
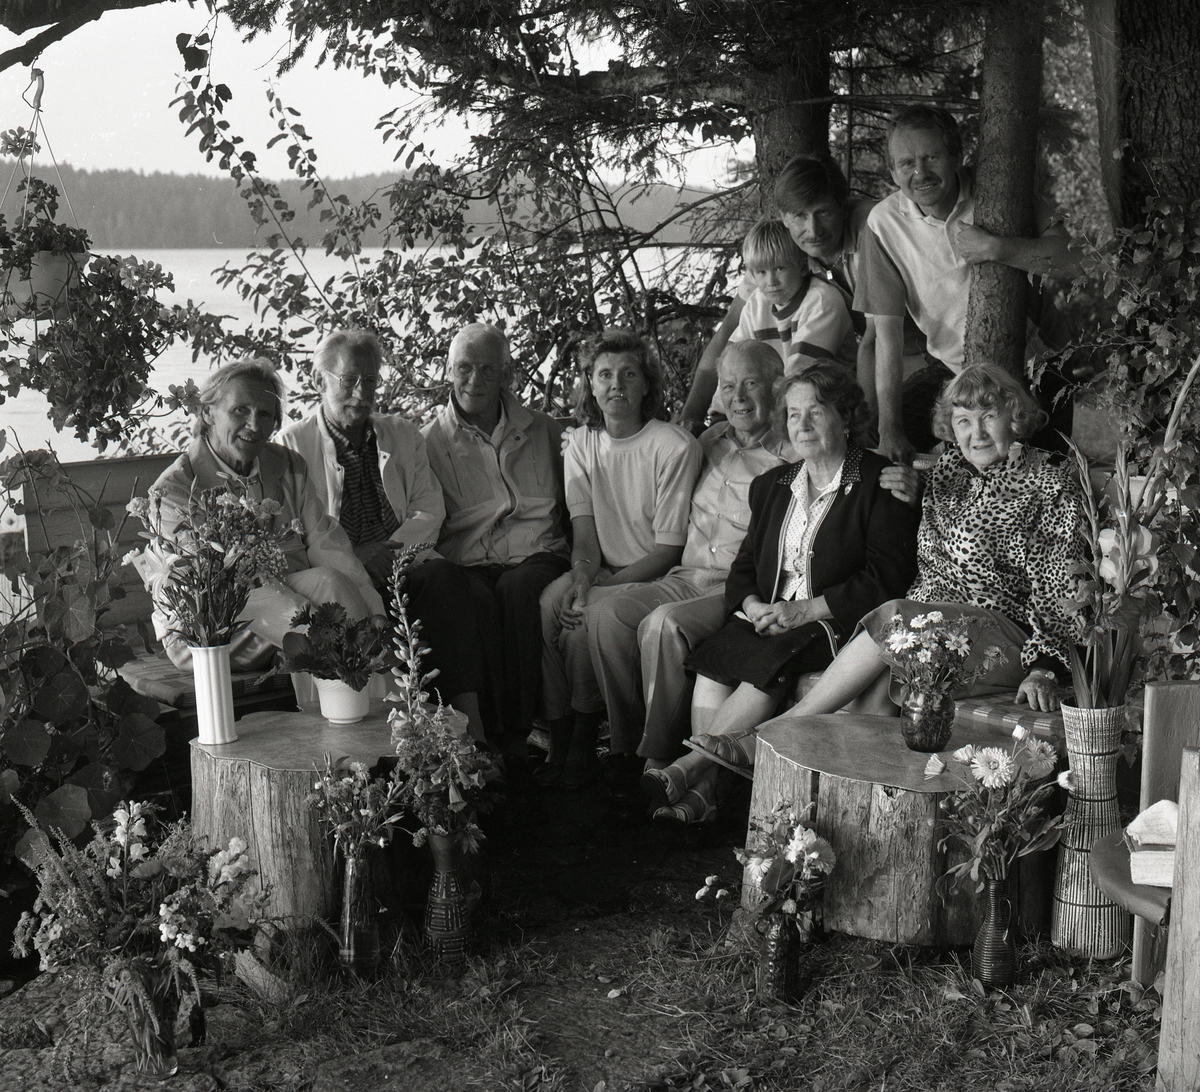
top-left (425, 832), bottom-right (469, 964)
top-left (972, 876), bottom-right (1017, 988)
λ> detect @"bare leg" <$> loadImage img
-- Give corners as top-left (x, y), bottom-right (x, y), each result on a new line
top-left (451, 691), bottom-right (487, 743)
top-left (704, 682), bottom-right (778, 737)
top-left (790, 630), bottom-right (890, 716)
top-left (691, 675), bottom-right (734, 738)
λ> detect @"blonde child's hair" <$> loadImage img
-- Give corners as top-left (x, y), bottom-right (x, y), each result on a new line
top-left (742, 218), bottom-right (805, 271)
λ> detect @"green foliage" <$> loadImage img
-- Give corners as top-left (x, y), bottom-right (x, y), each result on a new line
top-left (0, 450), bottom-right (165, 863)
top-left (278, 602), bottom-right (389, 691)
top-left (306, 755), bottom-right (406, 860)
top-left (1051, 197), bottom-right (1200, 680)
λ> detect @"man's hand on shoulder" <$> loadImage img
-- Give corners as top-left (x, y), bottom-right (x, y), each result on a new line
top-left (879, 465), bottom-right (924, 508)
top-left (876, 428), bottom-right (915, 468)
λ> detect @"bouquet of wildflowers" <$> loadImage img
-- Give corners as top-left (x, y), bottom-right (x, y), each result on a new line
top-left (735, 800), bottom-right (837, 921)
top-left (12, 800), bottom-right (268, 1032)
top-left (126, 478), bottom-right (301, 647)
top-left (926, 730), bottom-right (1066, 892)
top-left (278, 603), bottom-right (390, 691)
top-left (879, 610), bottom-right (1007, 699)
top-left (307, 754), bottom-right (405, 860)
top-left (386, 549), bottom-right (497, 851)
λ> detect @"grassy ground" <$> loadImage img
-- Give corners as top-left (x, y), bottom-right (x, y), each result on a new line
top-left (177, 771), bottom-right (1161, 1092)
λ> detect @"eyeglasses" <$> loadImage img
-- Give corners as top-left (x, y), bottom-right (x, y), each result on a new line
top-left (325, 371), bottom-right (380, 393)
top-left (452, 361), bottom-right (500, 382)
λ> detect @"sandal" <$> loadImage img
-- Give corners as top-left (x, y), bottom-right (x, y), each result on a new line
top-left (640, 765), bottom-right (688, 811)
top-left (652, 789), bottom-right (716, 826)
top-left (683, 733), bottom-right (756, 779)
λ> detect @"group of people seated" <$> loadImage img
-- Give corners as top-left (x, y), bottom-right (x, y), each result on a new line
top-left (147, 102), bottom-right (1084, 823)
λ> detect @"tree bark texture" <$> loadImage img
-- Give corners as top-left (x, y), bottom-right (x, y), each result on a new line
top-left (750, 33), bottom-right (833, 211)
top-left (964, 0), bottom-right (1044, 375)
top-left (1084, 0), bottom-right (1200, 228)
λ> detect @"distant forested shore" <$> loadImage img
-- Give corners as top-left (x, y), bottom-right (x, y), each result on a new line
top-left (0, 163), bottom-right (715, 249)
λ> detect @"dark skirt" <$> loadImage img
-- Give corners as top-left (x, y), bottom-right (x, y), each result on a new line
top-left (685, 616), bottom-right (841, 703)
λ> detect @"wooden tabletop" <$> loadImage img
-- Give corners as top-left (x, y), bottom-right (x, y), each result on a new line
top-left (757, 712), bottom-right (1028, 793)
top-left (189, 708), bottom-right (396, 772)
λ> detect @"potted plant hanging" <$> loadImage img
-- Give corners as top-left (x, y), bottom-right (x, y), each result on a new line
top-left (0, 127), bottom-right (89, 320)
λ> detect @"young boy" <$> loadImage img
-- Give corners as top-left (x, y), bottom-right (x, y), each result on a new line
top-left (731, 218), bottom-right (856, 370)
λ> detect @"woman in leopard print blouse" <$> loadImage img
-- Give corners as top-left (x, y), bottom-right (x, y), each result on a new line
top-left (783, 362), bottom-right (1085, 720)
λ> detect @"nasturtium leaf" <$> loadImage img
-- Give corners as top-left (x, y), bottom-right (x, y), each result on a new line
top-left (32, 667), bottom-right (89, 722)
top-left (15, 828), bottom-right (51, 870)
top-left (2, 718), bottom-right (51, 766)
top-left (103, 676), bottom-right (160, 719)
top-left (0, 767), bottom-right (19, 803)
top-left (35, 784), bottom-right (91, 838)
top-left (60, 584), bottom-right (97, 643)
top-left (87, 506), bottom-right (115, 530)
top-left (111, 714), bottom-right (165, 771)
top-left (67, 762), bottom-right (124, 817)
top-left (95, 638), bottom-right (135, 670)
top-left (29, 645), bottom-right (68, 678)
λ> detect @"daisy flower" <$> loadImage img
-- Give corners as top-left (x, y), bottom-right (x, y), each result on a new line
top-left (971, 747), bottom-right (1017, 789)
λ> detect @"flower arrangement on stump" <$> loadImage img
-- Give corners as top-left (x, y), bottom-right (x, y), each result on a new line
top-left (12, 800), bottom-right (268, 1077)
top-left (386, 549), bottom-right (498, 963)
top-left (879, 610), bottom-right (1008, 752)
top-left (278, 604), bottom-right (389, 725)
top-left (126, 479), bottom-right (301, 744)
top-left (307, 756), bottom-right (404, 976)
top-left (735, 801), bottom-right (836, 1000)
top-left (926, 731), bottom-right (1064, 987)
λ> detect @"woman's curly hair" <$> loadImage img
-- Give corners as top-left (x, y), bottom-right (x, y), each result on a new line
top-left (575, 328), bottom-right (666, 429)
top-left (931, 363), bottom-right (1047, 442)
top-left (773, 361), bottom-right (871, 447)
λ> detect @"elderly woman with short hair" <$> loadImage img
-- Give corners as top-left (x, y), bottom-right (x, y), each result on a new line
top-left (778, 362), bottom-right (1085, 726)
top-left (645, 361), bottom-right (920, 822)
top-left (150, 357), bottom-right (384, 669)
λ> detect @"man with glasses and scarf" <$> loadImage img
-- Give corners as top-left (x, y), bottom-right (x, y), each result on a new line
top-left (279, 328), bottom-right (491, 743)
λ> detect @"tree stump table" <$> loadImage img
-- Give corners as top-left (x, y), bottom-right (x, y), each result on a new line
top-left (191, 709), bottom-right (394, 919)
top-left (742, 713), bottom-right (1030, 946)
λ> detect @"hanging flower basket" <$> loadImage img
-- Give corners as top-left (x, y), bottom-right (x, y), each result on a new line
top-left (1, 248), bottom-right (87, 320)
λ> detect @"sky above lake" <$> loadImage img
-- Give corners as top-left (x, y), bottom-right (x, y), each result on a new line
top-left (0, 5), bottom-right (736, 184)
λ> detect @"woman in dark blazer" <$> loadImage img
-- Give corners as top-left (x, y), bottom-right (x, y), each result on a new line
top-left (643, 362), bottom-right (920, 822)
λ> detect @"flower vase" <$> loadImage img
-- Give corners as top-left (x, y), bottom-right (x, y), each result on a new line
top-left (758, 916), bottom-right (806, 998)
top-left (191, 644), bottom-right (237, 745)
top-left (1051, 704), bottom-right (1132, 958)
top-left (899, 687), bottom-right (956, 752)
top-left (314, 677), bottom-right (370, 725)
top-left (424, 832), bottom-right (469, 964)
top-left (338, 850), bottom-right (380, 976)
top-left (972, 876), bottom-right (1016, 988)
top-left (114, 980), bottom-right (179, 1079)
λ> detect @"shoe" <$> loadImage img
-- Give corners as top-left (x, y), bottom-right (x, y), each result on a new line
top-left (532, 762), bottom-right (566, 788)
top-left (684, 733), bottom-right (756, 779)
top-left (561, 756), bottom-right (602, 791)
top-left (652, 789), bottom-right (716, 825)
top-left (640, 765), bottom-right (687, 811)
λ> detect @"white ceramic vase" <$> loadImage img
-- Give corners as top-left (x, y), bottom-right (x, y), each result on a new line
top-left (314, 677), bottom-right (370, 725)
top-left (191, 644), bottom-right (237, 745)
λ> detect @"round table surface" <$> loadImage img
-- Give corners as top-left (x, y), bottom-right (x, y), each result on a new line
top-left (757, 712), bottom-right (1038, 793)
top-left (189, 709), bottom-right (395, 772)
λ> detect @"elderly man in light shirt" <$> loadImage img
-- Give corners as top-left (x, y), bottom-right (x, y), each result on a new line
top-left (421, 323), bottom-right (571, 757)
top-left (152, 357), bottom-right (384, 670)
top-left (277, 328), bottom-right (491, 741)
top-left (587, 340), bottom-right (791, 774)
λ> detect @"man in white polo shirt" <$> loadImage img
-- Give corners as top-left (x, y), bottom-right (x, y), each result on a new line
top-left (854, 104), bottom-right (1075, 463)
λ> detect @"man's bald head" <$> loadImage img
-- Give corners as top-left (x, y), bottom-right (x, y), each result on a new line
top-left (447, 322), bottom-right (512, 428)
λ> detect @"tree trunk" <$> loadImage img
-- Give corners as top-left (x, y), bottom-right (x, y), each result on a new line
top-left (964, 0), bottom-right (1044, 375)
top-left (749, 35), bottom-right (833, 211)
top-left (1084, 0), bottom-right (1200, 228)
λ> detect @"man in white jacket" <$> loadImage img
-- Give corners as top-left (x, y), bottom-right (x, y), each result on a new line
top-left (278, 329), bottom-right (489, 740)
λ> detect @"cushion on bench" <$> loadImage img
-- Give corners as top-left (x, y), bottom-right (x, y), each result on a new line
top-left (952, 697), bottom-right (1064, 744)
top-left (119, 650), bottom-right (293, 710)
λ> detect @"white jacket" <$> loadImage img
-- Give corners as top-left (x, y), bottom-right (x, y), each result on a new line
top-left (277, 411), bottom-right (446, 550)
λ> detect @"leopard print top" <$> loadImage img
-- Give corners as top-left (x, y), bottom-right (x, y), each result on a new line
top-left (909, 443), bottom-right (1083, 670)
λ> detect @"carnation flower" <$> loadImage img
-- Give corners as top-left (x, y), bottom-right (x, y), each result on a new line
top-left (971, 747), bottom-right (1017, 789)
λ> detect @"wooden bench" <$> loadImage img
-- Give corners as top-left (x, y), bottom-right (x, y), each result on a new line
top-left (20, 452), bottom-right (295, 716)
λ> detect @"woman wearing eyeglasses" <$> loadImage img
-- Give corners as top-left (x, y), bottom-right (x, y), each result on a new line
top-left (278, 328), bottom-right (493, 745)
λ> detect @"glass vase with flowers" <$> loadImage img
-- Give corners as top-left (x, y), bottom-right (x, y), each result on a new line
top-left (879, 610), bottom-right (1008, 752)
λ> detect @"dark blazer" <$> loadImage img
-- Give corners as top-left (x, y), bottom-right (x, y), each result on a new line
top-left (723, 444), bottom-right (919, 636)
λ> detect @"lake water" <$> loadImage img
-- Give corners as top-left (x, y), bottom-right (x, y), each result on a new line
top-left (0, 247), bottom-right (388, 465)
